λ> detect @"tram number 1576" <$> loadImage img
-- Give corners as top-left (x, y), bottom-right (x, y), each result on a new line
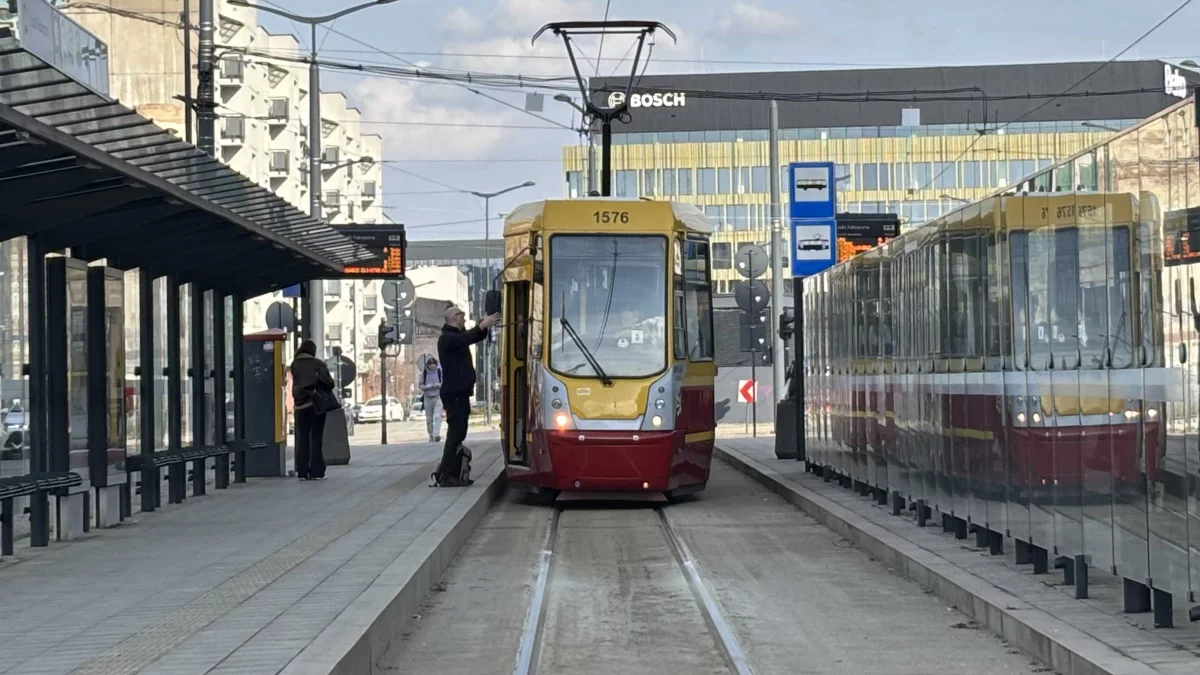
top-left (594, 210), bottom-right (630, 224)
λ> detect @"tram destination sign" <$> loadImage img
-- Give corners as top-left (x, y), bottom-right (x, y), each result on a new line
top-left (338, 225), bottom-right (407, 277)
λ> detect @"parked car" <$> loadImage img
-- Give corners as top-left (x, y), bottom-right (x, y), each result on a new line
top-left (355, 396), bottom-right (403, 423)
top-left (409, 399), bottom-right (425, 422)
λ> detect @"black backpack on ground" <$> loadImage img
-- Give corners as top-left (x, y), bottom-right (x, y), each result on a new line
top-left (430, 444), bottom-right (473, 487)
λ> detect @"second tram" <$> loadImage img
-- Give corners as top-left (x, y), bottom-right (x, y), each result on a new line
top-left (495, 198), bottom-right (717, 499)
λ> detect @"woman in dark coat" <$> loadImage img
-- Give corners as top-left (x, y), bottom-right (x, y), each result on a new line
top-left (290, 339), bottom-right (335, 480)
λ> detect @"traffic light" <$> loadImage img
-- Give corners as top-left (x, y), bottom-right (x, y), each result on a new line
top-left (396, 317), bottom-right (414, 345)
top-left (779, 307), bottom-right (795, 341)
top-left (378, 320), bottom-right (397, 347)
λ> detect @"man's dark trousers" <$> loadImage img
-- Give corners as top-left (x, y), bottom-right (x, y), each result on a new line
top-left (437, 393), bottom-right (472, 480)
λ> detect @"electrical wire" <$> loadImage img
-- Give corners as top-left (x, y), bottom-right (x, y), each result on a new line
top-left (595, 0), bottom-right (614, 77)
top-left (913, 0), bottom-right (1196, 192)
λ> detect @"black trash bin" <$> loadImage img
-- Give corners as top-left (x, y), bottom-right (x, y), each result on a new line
top-left (774, 363), bottom-right (800, 459)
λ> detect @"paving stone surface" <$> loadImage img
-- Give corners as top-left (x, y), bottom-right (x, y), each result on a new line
top-left (0, 440), bottom-right (499, 675)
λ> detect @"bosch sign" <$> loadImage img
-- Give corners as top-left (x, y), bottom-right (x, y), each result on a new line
top-left (606, 91), bottom-right (687, 109)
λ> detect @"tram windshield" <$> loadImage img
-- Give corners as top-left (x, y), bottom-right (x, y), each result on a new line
top-left (549, 234), bottom-right (668, 378)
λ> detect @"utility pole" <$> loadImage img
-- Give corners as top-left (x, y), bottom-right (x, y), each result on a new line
top-left (183, 0), bottom-right (193, 143)
top-left (195, 0), bottom-right (215, 155)
top-left (304, 22), bottom-right (325, 354)
top-left (229, 0), bottom-right (399, 354)
top-left (769, 100), bottom-right (787, 409)
top-left (378, 320), bottom-right (395, 445)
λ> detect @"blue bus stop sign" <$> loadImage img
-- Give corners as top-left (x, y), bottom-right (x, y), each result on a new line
top-left (788, 162), bottom-right (837, 277)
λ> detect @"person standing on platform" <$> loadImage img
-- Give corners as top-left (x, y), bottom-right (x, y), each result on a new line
top-left (290, 339), bottom-right (335, 480)
top-left (420, 357), bottom-right (444, 443)
top-left (433, 305), bottom-right (500, 487)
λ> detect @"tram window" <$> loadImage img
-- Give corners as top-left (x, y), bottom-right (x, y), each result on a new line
top-left (1010, 230), bottom-right (1030, 371)
top-left (984, 234), bottom-right (1003, 359)
top-left (1026, 228), bottom-right (1052, 370)
top-left (684, 238), bottom-right (714, 361)
top-left (510, 281), bottom-right (530, 362)
top-left (1051, 227), bottom-right (1080, 369)
top-left (881, 259), bottom-right (894, 357)
top-left (1078, 226), bottom-right (1111, 368)
top-left (674, 239), bottom-right (687, 360)
top-left (1105, 226), bottom-right (1134, 368)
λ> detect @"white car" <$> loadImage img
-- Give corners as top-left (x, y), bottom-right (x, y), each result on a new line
top-left (356, 396), bottom-right (403, 423)
top-left (409, 399), bottom-right (426, 422)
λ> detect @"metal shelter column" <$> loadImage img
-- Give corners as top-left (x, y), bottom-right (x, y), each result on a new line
top-left (138, 269), bottom-right (155, 453)
top-left (166, 276), bottom-right (182, 450)
top-left (25, 236), bottom-right (49, 546)
top-left (190, 285), bottom-right (205, 446)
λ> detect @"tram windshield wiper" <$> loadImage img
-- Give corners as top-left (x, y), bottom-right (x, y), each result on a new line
top-left (558, 316), bottom-right (613, 386)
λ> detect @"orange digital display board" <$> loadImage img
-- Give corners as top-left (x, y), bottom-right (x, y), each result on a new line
top-left (837, 236), bottom-right (893, 262)
top-left (344, 246), bottom-right (405, 276)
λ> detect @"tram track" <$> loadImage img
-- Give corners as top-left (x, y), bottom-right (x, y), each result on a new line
top-left (512, 505), bottom-right (753, 675)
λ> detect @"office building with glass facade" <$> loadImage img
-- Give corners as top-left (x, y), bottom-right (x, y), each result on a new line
top-left (564, 60), bottom-right (1200, 298)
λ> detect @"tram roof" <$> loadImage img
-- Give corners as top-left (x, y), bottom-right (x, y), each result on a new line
top-left (503, 198), bottom-right (711, 238)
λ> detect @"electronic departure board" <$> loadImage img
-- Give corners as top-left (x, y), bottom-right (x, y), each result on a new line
top-left (834, 213), bottom-right (899, 263)
top-left (338, 225), bottom-right (406, 277)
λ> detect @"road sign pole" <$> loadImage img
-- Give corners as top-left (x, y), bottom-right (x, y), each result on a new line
top-left (380, 349), bottom-right (388, 446)
top-left (750, 353), bottom-right (757, 438)
top-left (769, 100), bottom-right (787, 411)
top-left (795, 278), bottom-right (805, 463)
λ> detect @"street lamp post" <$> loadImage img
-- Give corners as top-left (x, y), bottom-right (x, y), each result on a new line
top-left (554, 94), bottom-right (596, 195)
top-left (230, 0), bottom-right (396, 356)
top-left (463, 181), bottom-right (536, 426)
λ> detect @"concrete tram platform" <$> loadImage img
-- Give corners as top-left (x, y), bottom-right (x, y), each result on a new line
top-left (717, 438), bottom-right (1200, 675)
top-left (0, 442), bottom-right (506, 675)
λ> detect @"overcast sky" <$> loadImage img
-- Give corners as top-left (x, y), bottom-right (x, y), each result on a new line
top-left (254, 0), bottom-right (1200, 241)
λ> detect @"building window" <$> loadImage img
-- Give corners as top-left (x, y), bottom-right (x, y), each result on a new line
top-left (323, 280), bottom-right (341, 296)
top-left (268, 98), bottom-right (288, 120)
top-left (643, 170), bottom-right (656, 196)
top-left (736, 167), bottom-right (751, 194)
top-left (662, 169), bottom-right (676, 195)
top-left (364, 295), bottom-right (378, 312)
top-left (221, 116), bottom-right (244, 139)
top-left (712, 242), bottom-right (732, 269)
top-left (962, 161), bottom-right (980, 189)
top-left (677, 168), bottom-right (693, 195)
top-left (861, 163), bottom-right (878, 190)
top-left (326, 323), bottom-right (342, 342)
top-left (566, 170), bottom-right (581, 197)
top-left (704, 205), bottom-right (723, 225)
top-left (615, 170), bottom-right (637, 197)
top-left (698, 168), bottom-right (717, 195)
top-left (717, 168), bottom-right (731, 194)
top-left (269, 150), bottom-right (288, 172)
top-left (728, 204), bottom-right (749, 230)
top-left (751, 166), bottom-right (769, 193)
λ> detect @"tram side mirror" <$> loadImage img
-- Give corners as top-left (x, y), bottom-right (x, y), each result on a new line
top-left (533, 261), bottom-right (544, 284)
top-left (485, 289), bottom-right (502, 316)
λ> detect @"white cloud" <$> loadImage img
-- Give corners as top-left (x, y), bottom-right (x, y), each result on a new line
top-left (710, 2), bottom-right (800, 45)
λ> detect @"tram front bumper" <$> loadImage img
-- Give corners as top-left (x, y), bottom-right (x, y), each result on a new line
top-left (543, 429), bottom-right (678, 492)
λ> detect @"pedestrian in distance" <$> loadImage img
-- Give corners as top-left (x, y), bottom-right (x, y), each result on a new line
top-left (420, 357), bottom-right (444, 443)
top-left (432, 305), bottom-right (500, 487)
top-left (290, 339), bottom-right (337, 480)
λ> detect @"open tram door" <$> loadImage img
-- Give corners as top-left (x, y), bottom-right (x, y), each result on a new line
top-left (492, 233), bottom-right (541, 470)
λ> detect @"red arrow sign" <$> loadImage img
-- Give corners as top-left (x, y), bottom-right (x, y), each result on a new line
top-left (738, 379), bottom-right (756, 404)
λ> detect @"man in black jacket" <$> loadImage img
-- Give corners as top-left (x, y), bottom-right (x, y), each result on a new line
top-left (435, 305), bottom-right (500, 486)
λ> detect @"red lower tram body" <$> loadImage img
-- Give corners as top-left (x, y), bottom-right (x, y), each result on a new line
top-left (503, 384), bottom-right (716, 499)
top-left (817, 375), bottom-right (1161, 497)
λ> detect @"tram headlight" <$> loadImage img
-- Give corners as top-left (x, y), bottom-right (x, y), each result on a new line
top-left (1124, 409), bottom-right (1140, 420)
top-left (551, 398), bottom-right (562, 409)
top-left (654, 398), bottom-right (665, 410)
top-left (554, 412), bottom-right (569, 428)
top-left (1146, 408), bottom-right (1158, 419)
top-left (1016, 412), bottom-right (1027, 424)
top-left (651, 415), bottom-right (663, 427)
top-left (1031, 413), bottom-right (1042, 424)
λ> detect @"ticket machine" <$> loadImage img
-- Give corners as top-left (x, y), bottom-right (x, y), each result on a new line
top-left (243, 330), bottom-right (287, 477)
